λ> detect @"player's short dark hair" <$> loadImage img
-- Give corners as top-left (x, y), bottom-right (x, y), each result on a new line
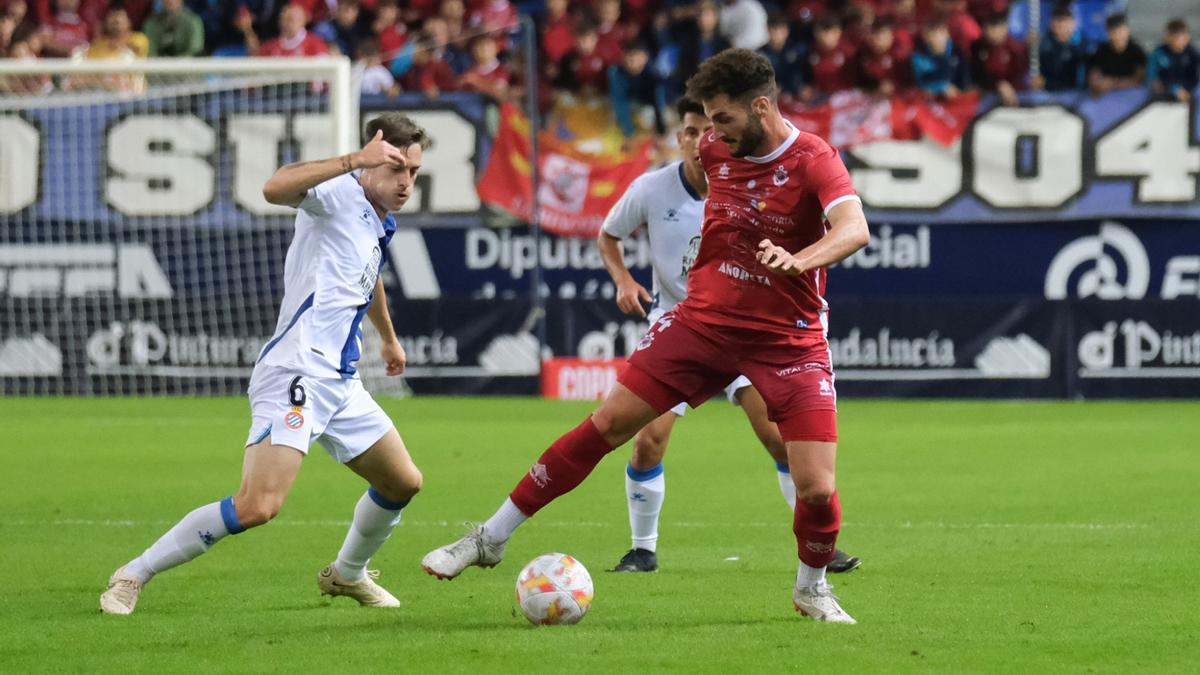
top-left (872, 16), bottom-right (894, 33)
top-left (1106, 13), bottom-right (1127, 30)
top-left (623, 38), bottom-right (649, 53)
top-left (675, 95), bottom-right (705, 119)
top-left (685, 48), bottom-right (777, 105)
top-left (365, 113), bottom-right (432, 150)
top-left (356, 35), bottom-right (380, 59)
top-left (982, 12), bottom-right (1007, 28)
top-left (574, 15), bottom-right (598, 36)
top-left (767, 12), bottom-right (789, 29)
top-left (1051, 4), bottom-right (1073, 20)
top-left (1166, 18), bottom-right (1188, 35)
top-left (814, 14), bottom-right (840, 33)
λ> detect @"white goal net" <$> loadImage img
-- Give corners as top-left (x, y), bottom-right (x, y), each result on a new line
top-left (0, 57), bottom-right (415, 396)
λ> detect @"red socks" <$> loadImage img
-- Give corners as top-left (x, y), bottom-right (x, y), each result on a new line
top-left (793, 490), bottom-right (841, 568)
top-left (509, 417), bottom-right (614, 516)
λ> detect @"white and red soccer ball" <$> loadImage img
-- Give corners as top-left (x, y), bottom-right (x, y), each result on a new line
top-left (515, 553), bottom-right (594, 625)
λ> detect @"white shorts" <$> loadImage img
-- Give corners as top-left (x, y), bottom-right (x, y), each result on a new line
top-left (245, 364), bottom-right (394, 464)
top-left (646, 308), bottom-right (752, 417)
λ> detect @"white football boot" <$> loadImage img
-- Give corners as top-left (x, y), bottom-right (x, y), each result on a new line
top-left (792, 579), bottom-right (857, 624)
top-left (317, 565), bottom-right (400, 607)
top-left (420, 525), bottom-right (506, 580)
top-left (99, 567), bottom-right (144, 615)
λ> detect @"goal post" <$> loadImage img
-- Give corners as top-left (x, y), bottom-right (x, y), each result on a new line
top-left (0, 56), bottom-right (413, 396)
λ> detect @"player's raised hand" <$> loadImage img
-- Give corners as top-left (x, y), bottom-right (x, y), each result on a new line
top-left (616, 277), bottom-right (652, 317)
top-left (757, 239), bottom-right (804, 276)
top-left (381, 338), bottom-right (407, 376)
top-left (356, 129), bottom-right (407, 170)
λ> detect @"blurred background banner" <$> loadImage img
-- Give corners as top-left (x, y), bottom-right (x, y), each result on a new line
top-left (2, 91), bottom-right (1197, 397)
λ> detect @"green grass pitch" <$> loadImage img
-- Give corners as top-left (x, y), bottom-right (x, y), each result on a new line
top-left (1, 397), bottom-right (1197, 673)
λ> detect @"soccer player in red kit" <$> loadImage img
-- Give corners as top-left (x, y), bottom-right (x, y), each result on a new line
top-left (422, 48), bottom-right (869, 624)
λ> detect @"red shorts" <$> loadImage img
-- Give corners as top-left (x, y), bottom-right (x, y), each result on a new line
top-left (618, 310), bottom-right (838, 442)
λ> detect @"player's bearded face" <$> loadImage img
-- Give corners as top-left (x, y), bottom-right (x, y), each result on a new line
top-left (734, 108), bottom-right (767, 158)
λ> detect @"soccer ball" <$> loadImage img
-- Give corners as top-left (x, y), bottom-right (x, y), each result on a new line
top-left (515, 553), bottom-right (594, 625)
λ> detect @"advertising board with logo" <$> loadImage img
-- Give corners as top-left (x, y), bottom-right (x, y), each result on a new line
top-left (2, 90), bottom-right (1197, 397)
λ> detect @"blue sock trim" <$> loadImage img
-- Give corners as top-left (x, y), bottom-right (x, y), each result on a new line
top-left (775, 461), bottom-right (790, 473)
top-left (219, 496), bottom-right (246, 535)
top-left (367, 486), bottom-right (410, 511)
top-left (626, 463), bottom-right (664, 482)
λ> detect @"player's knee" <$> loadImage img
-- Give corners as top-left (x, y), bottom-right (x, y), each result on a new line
top-left (390, 467), bottom-right (424, 501)
top-left (631, 435), bottom-right (666, 470)
top-left (794, 478), bottom-right (835, 505)
top-left (233, 492), bottom-right (284, 528)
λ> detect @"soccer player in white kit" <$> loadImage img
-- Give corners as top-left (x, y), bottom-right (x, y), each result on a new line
top-left (598, 97), bottom-right (860, 573)
top-left (100, 113), bottom-right (429, 615)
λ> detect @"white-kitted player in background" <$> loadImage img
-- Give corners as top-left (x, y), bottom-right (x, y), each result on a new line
top-left (100, 113), bottom-right (429, 615)
top-left (598, 96), bottom-right (861, 574)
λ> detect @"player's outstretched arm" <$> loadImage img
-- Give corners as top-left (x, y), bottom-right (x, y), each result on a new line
top-left (367, 277), bottom-right (406, 376)
top-left (757, 199), bottom-right (870, 276)
top-left (597, 232), bottom-right (652, 317)
top-left (262, 130), bottom-right (407, 207)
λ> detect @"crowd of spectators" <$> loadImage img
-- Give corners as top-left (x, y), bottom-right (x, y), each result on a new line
top-left (2, 0), bottom-right (1197, 130)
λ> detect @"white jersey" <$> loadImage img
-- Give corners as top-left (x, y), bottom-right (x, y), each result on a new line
top-left (256, 172), bottom-right (396, 380)
top-left (601, 161), bottom-right (704, 314)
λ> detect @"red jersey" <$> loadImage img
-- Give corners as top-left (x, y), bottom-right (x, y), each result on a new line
top-left (461, 60), bottom-right (510, 98)
top-left (260, 31), bottom-right (330, 57)
top-left (971, 36), bottom-right (1028, 90)
top-left (595, 21), bottom-right (625, 66)
top-left (677, 125), bottom-right (858, 344)
top-left (541, 15), bottom-right (573, 64)
top-left (809, 43), bottom-right (858, 95)
top-left (43, 13), bottom-right (92, 53)
top-left (857, 43), bottom-right (913, 92)
top-left (378, 23), bottom-right (407, 61)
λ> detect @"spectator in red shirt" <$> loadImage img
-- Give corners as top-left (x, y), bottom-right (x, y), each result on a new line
top-left (970, 11), bottom-right (1026, 105)
top-left (886, 0), bottom-right (919, 52)
top-left (595, 0), bottom-right (625, 66)
top-left (423, 14), bottom-right (471, 74)
top-left (857, 16), bottom-right (912, 97)
top-left (554, 16), bottom-right (608, 96)
top-left (402, 29), bottom-right (460, 97)
top-left (935, 0), bottom-right (980, 54)
top-left (439, 0), bottom-right (466, 44)
top-left (842, 3), bottom-right (874, 50)
top-left (808, 13), bottom-right (857, 97)
top-left (286, 0), bottom-right (334, 28)
top-left (541, 0), bottom-right (573, 66)
top-left (373, 0), bottom-right (406, 62)
top-left (469, 0), bottom-right (516, 51)
top-left (461, 33), bottom-right (511, 100)
top-left (246, 4), bottom-right (329, 56)
top-left (38, 0), bottom-right (92, 56)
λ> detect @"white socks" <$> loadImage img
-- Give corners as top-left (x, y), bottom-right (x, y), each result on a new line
top-left (625, 463), bottom-right (666, 553)
top-left (334, 487), bottom-right (407, 581)
top-left (483, 497), bottom-right (528, 543)
top-left (125, 497), bottom-right (244, 584)
top-left (776, 462), bottom-right (797, 510)
top-left (796, 561), bottom-right (827, 588)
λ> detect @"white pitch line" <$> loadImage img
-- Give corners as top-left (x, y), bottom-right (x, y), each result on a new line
top-left (1, 519), bottom-right (1151, 530)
